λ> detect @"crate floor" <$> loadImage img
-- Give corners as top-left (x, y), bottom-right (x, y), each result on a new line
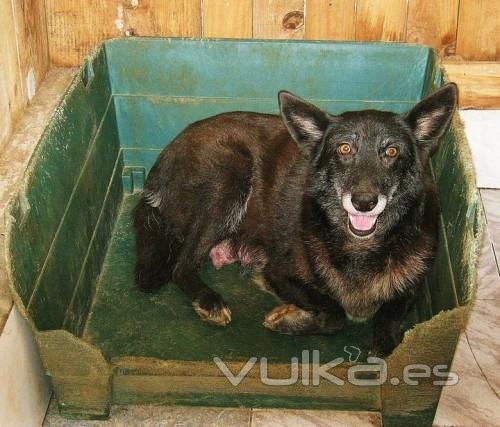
top-left (83, 193), bottom-right (372, 363)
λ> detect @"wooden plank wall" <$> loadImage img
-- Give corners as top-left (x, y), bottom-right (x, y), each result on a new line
top-left (0, 0), bottom-right (499, 146)
top-left (44, 0), bottom-right (500, 67)
top-left (0, 0), bottom-right (49, 148)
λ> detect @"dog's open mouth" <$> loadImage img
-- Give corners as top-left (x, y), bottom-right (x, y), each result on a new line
top-left (348, 214), bottom-right (378, 237)
top-left (342, 192), bottom-right (387, 239)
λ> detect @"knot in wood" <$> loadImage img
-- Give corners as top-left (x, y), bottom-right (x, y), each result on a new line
top-left (282, 11), bottom-right (304, 31)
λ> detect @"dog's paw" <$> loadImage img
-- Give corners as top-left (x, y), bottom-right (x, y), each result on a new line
top-left (193, 293), bottom-right (232, 326)
top-left (263, 304), bottom-right (315, 334)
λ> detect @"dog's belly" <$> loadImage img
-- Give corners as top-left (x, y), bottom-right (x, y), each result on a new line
top-left (210, 240), bottom-right (277, 297)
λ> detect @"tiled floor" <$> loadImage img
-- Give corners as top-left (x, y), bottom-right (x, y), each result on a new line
top-left (41, 112), bottom-right (500, 426)
top-left (43, 400), bottom-right (252, 427)
top-left (43, 400), bottom-right (382, 427)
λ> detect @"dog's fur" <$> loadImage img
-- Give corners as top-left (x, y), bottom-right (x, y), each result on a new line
top-left (133, 84), bottom-right (457, 356)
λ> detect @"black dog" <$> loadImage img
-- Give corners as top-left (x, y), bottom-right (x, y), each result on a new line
top-left (133, 84), bottom-right (457, 356)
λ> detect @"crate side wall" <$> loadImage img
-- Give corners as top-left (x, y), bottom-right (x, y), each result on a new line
top-left (431, 116), bottom-right (481, 308)
top-left (6, 48), bottom-right (121, 332)
top-left (412, 54), bottom-right (481, 315)
top-left (114, 96), bottom-right (414, 165)
top-left (27, 101), bottom-right (123, 332)
top-left (424, 54), bottom-right (481, 310)
top-left (61, 121), bottom-right (125, 337)
top-left (105, 39), bottom-right (430, 102)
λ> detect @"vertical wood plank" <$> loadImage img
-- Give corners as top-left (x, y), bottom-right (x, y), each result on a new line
top-left (305, 0), bottom-right (356, 40)
top-left (46, 0), bottom-right (202, 66)
top-left (0, 0), bottom-right (20, 146)
top-left (0, 67), bottom-right (12, 147)
top-left (203, 0), bottom-right (252, 38)
top-left (45, 0), bottom-right (119, 66)
top-left (406, 0), bottom-right (459, 56)
top-left (0, 0), bottom-right (50, 147)
top-left (118, 0), bottom-right (155, 36)
top-left (112, 0), bottom-right (201, 37)
top-left (456, 0), bottom-right (500, 61)
top-left (11, 0), bottom-right (50, 94)
top-left (144, 0), bottom-right (201, 37)
top-left (253, 0), bottom-right (305, 39)
top-left (355, 0), bottom-right (408, 41)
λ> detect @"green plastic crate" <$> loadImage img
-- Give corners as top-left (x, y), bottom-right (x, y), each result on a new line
top-left (5, 38), bottom-right (481, 426)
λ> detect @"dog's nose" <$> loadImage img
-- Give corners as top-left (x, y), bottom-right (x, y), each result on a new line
top-left (351, 192), bottom-right (378, 212)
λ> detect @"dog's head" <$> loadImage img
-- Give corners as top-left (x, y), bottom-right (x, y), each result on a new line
top-left (279, 84), bottom-right (457, 239)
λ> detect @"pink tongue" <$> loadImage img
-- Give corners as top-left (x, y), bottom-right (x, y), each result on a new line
top-left (349, 214), bottom-right (377, 231)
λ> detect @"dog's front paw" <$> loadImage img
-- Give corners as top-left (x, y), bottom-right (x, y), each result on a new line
top-left (263, 304), bottom-right (315, 335)
top-left (193, 292), bottom-right (231, 326)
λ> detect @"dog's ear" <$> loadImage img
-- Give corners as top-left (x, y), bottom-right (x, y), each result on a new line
top-left (404, 83), bottom-right (458, 155)
top-left (279, 91), bottom-right (330, 150)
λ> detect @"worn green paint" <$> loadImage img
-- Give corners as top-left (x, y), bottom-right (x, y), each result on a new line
top-left (4, 39), bottom-right (481, 424)
top-left (431, 125), bottom-right (480, 305)
top-left (28, 100), bottom-right (121, 330)
top-left (428, 219), bottom-right (459, 313)
top-left (114, 96), bottom-right (412, 150)
top-left (63, 152), bottom-right (124, 336)
top-left (8, 49), bottom-right (112, 307)
top-left (105, 39), bottom-right (430, 101)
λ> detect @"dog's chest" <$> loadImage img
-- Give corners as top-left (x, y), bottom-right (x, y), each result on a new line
top-left (314, 246), bottom-right (429, 321)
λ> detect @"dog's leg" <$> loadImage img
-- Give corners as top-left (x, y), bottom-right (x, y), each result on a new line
top-left (173, 153), bottom-right (253, 326)
top-left (263, 303), bottom-right (345, 335)
top-left (371, 293), bottom-right (416, 357)
top-left (262, 276), bottom-right (345, 335)
top-left (138, 147), bottom-right (252, 326)
top-left (172, 222), bottom-right (232, 326)
top-left (133, 199), bottom-right (178, 293)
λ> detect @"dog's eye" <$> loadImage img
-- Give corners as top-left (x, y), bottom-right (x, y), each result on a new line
top-left (385, 147), bottom-right (398, 158)
top-left (337, 143), bottom-right (352, 155)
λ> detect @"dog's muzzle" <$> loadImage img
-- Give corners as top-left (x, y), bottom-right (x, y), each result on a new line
top-left (342, 193), bottom-right (387, 238)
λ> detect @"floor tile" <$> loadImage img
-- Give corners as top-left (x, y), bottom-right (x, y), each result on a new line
top-left (465, 299), bottom-right (500, 397)
top-left (481, 189), bottom-right (500, 260)
top-left (43, 400), bottom-right (251, 427)
top-left (250, 408), bottom-right (381, 427)
top-left (476, 219), bottom-right (500, 300)
top-left (433, 334), bottom-right (500, 426)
